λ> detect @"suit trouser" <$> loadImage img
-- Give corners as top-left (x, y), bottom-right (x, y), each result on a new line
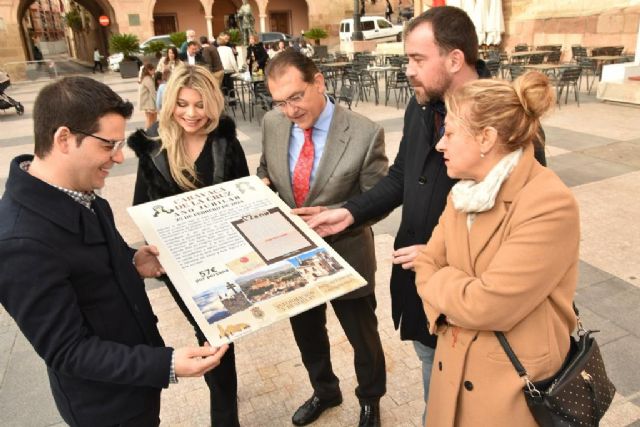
top-left (163, 276), bottom-right (239, 427)
top-left (112, 393), bottom-right (160, 426)
top-left (289, 293), bottom-right (386, 404)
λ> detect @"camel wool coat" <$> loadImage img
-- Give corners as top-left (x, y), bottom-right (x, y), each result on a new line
top-left (414, 143), bottom-right (580, 427)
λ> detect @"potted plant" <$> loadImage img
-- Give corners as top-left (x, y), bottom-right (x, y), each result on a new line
top-left (169, 31), bottom-right (186, 50)
top-left (109, 33), bottom-right (140, 78)
top-left (228, 28), bottom-right (242, 45)
top-left (303, 28), bottom-right (329, 58)
top-left (303, 28), bottom-right (328, 46)
top-left (143, 40), bottom-right (167, 65)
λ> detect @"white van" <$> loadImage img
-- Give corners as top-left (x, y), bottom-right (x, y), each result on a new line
top-left (339, 16), bottom-right (404, 42)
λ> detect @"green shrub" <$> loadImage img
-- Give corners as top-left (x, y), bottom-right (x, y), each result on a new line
top-left (303, 28), bottom-right (328, 45)
top-left (109, 33), bottom-right (140, 59)
top-left (169, 32), bottom-right (186, 48)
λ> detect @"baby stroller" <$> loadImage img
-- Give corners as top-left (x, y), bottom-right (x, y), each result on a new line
top-left (0, 71), bottom-right (25, 116)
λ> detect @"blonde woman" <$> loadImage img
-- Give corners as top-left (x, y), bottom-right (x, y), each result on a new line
top-left (138, 63), bottom-right (157, 129)
top-left (127, 64), bottom-right (249, 427)
top-left (414, 72), bottom-right (580, 426)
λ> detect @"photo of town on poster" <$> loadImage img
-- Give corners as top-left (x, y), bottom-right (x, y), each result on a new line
top-left (128, 176), bottom-right (367, 346)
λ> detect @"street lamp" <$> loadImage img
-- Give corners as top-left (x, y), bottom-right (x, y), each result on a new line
top-left (353, 0), bottom-right (363, 41)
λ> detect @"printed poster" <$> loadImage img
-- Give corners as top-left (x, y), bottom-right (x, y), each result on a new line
top-left (128, 176), bottom-right (366, 346)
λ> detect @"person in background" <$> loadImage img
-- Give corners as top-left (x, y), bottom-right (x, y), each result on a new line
top-left (246, 34), bottom-right (268, 74)
top-left (258, 50), bottom-right (387, 427)
top-left (0, 76), bottom-right (228, 427)
top-left (199, 35), bottom-right (225, 87)
top-left (138, 63), bottom-right (157, 130)
top-left (156, 47), bottom-right (182, 73)
top-left (218, 34), bottom-right (239, 102)
top-left (180, 29), bottom-right (197, 55)
top-left (93, 47), bottom-right (103, 73)
top-left (415, 72), bottom-right (578, 426)
top-left (128, 64), bottom-right (249, 427)
top-left (155, 69), bottom-right (172, 112)
top-left (179, 41), bottom-right (205, 66)
top-left (300, 40), bottom-right (315, 59)
top-left (385, 0), bottom-right (394, 21)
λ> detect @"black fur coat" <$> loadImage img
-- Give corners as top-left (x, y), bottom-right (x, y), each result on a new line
top-left (127, 115), bottom-right (249, 205)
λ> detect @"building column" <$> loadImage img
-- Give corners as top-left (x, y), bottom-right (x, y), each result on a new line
top-left (206, 15), bottom-right (214, 40)
top-left (260, 14), bottom-right (266, 32)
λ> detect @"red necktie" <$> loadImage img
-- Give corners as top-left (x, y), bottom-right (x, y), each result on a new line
top-left (292, 128), bottom-right (314, 207)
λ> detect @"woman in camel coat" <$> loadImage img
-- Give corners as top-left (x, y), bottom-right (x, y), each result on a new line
top-left (414, 72), bottom-right (580, 426)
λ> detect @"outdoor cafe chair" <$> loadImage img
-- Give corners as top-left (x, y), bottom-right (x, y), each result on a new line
top-left (546, 50), bottom-right (561, 64)
top-left (509, 64), bottom-right (526, 81)
top-left (335, 84), bottom-right (355, 110)
top-left (486, 59), bottom-right (501, 78)
top-left (577, 57), bottom-right (597, 94)
top-left (528, 54), bottom-right (545, 65)
top-left (554, 67), bottom-right (582, 108)
top-left (514, 43), bottom-right (529, 52)
top-left (386, 70), bottom-right (411, 109)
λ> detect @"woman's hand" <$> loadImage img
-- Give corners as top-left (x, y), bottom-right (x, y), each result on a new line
top-left (392, 244), bottom-right (427, 270)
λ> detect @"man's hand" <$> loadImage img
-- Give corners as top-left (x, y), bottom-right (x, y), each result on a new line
top-left (392, 244), bottom-right (426, 271)
top-left (291, 206), bottom-right (328, 223)
top-left (133, 245), bottom-right (165, 278)
top-left (261, 177), bottom-right (271, 187)
top-left (305, 208), bottom-right (355, 237)
top-left (174, 344), bottom-right (229, 377)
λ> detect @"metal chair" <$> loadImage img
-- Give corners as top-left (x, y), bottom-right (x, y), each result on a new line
top-left (546, 51), bottom-right (561, 64)
top-left (509, 64), bottom-right (525, 81)
top-left (249, 81), bottom-right (272, 122)
top-left (386, 70), bottom-right (411, 108)
top-left (527, 54), bottom-right (545, 65)
top-left (335, 84), bottom-right (355, 109)
top-left (485, 59), bottom-right (501, 78)
top-left (554, 67), bottom-right (582, 108)
top-left (577, 57), bottom-right (597, 94)
top-left (514, 44), bottom-right (529, 52)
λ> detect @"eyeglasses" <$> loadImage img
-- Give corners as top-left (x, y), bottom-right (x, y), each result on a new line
top-left (272, 84), bottom-right (310, 110)
top-left (68, 128), bottom-right (126, 157)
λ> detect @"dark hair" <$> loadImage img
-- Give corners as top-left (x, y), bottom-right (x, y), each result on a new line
top-left (33, 76), bottom-right (133, 158)
top-left (154, 71), bottom-right (163, 89)
top-left (265, 49), bottom-right (318, 87)
top-left (187, 40), bottom-right (199, 48)
top-left (405, 6), bottom-right (478, 66)
top-left (199, 36), bottom-right (208, 45)
top-left (166, 46), bottom-right (179, 59)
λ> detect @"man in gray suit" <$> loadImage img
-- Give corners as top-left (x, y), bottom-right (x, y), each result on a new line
top-left (257, 50), bottom-right (387, 427)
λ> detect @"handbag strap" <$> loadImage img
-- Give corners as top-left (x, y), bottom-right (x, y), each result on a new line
top-left (495, 331), bottom-right (528, 378)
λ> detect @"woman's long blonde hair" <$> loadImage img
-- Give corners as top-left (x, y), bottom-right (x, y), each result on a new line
top-left (158, 64), bottom-right (224, 190)
top-left (445, 71), bottom-right (555, 152)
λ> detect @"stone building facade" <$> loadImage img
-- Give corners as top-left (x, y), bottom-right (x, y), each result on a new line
top-left (1, 0), bottom-right (638, 76)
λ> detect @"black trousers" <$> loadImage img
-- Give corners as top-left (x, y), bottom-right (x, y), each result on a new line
top-left (289, 293), bottom-right (386, 404)
top-left (162, 276), bottom-right (239, 427)
top-left (93, 61), bottom-right (103, 73)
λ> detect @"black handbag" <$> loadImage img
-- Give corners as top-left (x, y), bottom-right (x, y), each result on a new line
top-left (495, 305), bottom-right (616, 426)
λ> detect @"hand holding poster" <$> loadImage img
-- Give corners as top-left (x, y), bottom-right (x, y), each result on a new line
top-left (128, 176), bottom-right (366, 346)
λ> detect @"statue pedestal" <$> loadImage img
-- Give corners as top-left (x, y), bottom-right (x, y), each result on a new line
top-left (236, 45), bottom-right (247, 71)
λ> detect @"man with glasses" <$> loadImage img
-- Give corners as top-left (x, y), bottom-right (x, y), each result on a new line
top-left (257, 50), bottom-right (388, 427)
top-left (0, 76), bottom-right (228, 427)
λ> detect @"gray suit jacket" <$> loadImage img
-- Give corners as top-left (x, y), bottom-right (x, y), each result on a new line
top-left (257, 103), bottom-right (388, 299)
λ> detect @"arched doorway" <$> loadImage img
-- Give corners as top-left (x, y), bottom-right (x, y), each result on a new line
top-left (17, 0), bottom-right (116, 64)
top-left (153, 0), bottom-right (207, 37)
top-left (266, 0), bottom-right (308, 37)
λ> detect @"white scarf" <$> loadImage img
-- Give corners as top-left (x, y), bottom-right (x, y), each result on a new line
top-left (451, 148), bottom-right (523, 230)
